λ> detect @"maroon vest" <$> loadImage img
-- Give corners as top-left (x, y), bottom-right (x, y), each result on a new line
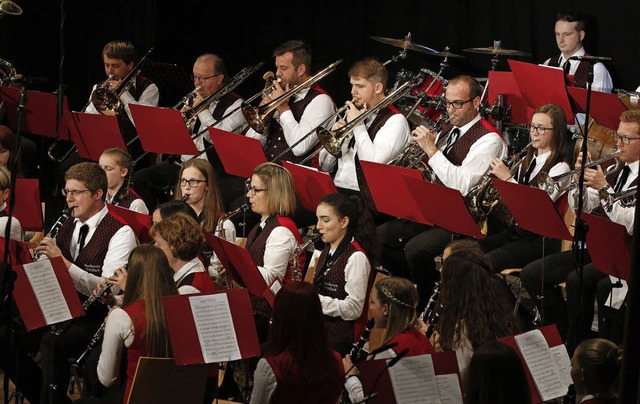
top-left (548, 54), bottom-right (590, 88)
top-left (56, 211), bottom-right (125, 276)
top-left (265, 86), bottom-right (330, 165)
top-left (111, 187), bottom-right (137, 209)
top-left (246, 216), bottom-right (304, 318)
top-left (266, 350), bottom-right (344, 404)
top-left (313, 241), bottom-right (371, 346)
top-left (438, 118), bottom-right (499, 165)
top-left (177, 271), bottom-right (217, 294)
top-left (354, 105), bottom-right (401, 213)
top-left (386, 327), bottom-right (435, 357)
top-left (122, 300), bottom-right (147, 404)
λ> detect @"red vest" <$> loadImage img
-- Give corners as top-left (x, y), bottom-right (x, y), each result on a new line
top-left (122, 300), bottom-right (147, 404)
top-left (387, 327), bottom-right (435, 357)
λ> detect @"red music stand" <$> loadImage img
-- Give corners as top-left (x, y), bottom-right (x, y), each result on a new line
top-left (487, 70), bottom-right (532, 124)
top-left (401, 175), bottom-right (484, 239)
top-left (162, 289), bottom-right (260, 366)
top-left (360, 161), bottom-right (432, 225)
top-left (508, 60), bottom-right (575, 125)
top-left (566, 87), bottom-right (627, 131)
top-left (491, 179), bottom-right (573, 241)
top-left (581, 212), bottom-right (631, 281)
top-left (0, 86), bottom-right (70, 139)
top-left (208, 127), bottom-right (267, 178)
top-left (107, 204), bottom-right (153, 244)
top-left (281, 160), bottom-right (337, 212)
top-left (499, 325), bottom-right (571, 403)
top-left (65, 111), bottom-right (127, 161)
top-left (8, 178), bottom-right (43, 232)
top-left (128, 104), bottom-right (199, 156)
top-left (13, 256), bottom-right (85, 331)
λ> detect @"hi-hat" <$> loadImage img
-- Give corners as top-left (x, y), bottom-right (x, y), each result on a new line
top-left (371, 33), bottom-right (438, 55)
top-left (432, 46), bottom-right (465, 59)
top-left (463, 40), bottom-right (530, 57)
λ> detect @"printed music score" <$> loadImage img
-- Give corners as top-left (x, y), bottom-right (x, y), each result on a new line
top-left (190, 294), bottom-right (241, 363)
top-left (23, 260), bottom-right (72, 325)
top-left (388, 354), bottom-right (439, 403)
top-left (514, 329), bottom-right (570, 401)
top-left (436, 373), bottom-right (464, 404)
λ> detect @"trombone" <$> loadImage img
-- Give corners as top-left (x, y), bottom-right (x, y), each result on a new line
top-left (538, 150), bottom-right (622, 195)
top-left (241, 59), bottom-right (343, 134)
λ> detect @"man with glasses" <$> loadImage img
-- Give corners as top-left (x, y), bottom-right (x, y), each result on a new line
top-left (521, 109), bottom-right (639, 355)
top-left (133, 53), bottom-right (247, 213)
top-left (27, 161), bottom-right (137, 403)
top-left (377, 75), bottom-right (506, 310)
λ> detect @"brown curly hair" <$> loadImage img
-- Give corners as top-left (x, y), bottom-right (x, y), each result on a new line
top-left (149, 212), bottom-right (205, 261)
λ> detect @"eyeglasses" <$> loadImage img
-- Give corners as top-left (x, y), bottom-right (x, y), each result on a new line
top-left (61, 189), bottom-right (91, 197)
top-left (190, 73), bottom-right (221, 83)
top-left (529, 125), bottom-right (554, 135)
top-left (246, 186), bottom-right (267, 196)
top-left (444, 98), bottom-right (474, 110)
top-left (179, 178), bottom-right (206, 187)
top-left (614, 133), bottom-right (640, 145)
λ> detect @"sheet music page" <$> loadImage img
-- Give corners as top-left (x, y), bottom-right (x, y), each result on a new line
top-left (23, 260), bottom-right (72, 325)
top-left (515, 329), bottom-right (567, 401)
top-left (190, 294), bottom-right (241, 363)
top-left (388, 354), bottom-right (440, 403)
top-left (436, 374), bottom-right (463, 404)
top-left (269, 278), bottom-right (282, 296)
top-left (549, 344), bottom-right (573, 388)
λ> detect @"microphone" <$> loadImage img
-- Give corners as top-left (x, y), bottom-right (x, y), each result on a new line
top-left (569, 55), bottom-right (612, 62)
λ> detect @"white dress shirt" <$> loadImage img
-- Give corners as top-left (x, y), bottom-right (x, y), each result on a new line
top-left (246, 88), bottom-right (335, 157)
top-left (255, 221), bottom-right (298, 285)
top-left (542, 47), bottom-right (613, 93)
top-left (430, 114), bottom-right (507, 196)
top-left (319, 112), bottom-right (410, 191)
top-left (97, 306), bottom-right (134, 387)
top-left (67, 205), bottom-right (137, 297)
top-left (173, 257), bottom-right (207, 295)
top-left (507, 151), bottom-right (571, 201)
top-left (105, 193), bottom-right (149, 215)
top-left (0, 202), bottom-right (24, 241)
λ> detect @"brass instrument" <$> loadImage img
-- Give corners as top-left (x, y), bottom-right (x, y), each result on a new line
top-left (182, 62), bottom-right (265, 128)
top-left (0, 0), bottom-right (21, 17)
top-left (464, 140), bottom-right (534, 229)
top-left (33, 208), bottom-right (72, 260)
top-left (317, 78), bottom-right (418, 159)
top-left (215, 204), bottom-right (250, 289)
top-left (290, 233), bottom-right (321, 282)
top-left (241, 59), bottom-right (343, 134)
top-left (172, 84), bottom-right (201, 109)
top-left (90, 47), bottom-right (154, 116)
top-left (604, 186), bottom-right (637, 212)
top-left (388, 114), bottom-right (451, 181)
top-left (0, 58), bottom-right (17, 83)
top-left (538, 150), bottom-right (622, 196)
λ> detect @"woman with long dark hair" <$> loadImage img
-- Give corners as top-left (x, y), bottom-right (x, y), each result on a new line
top-left (311, 192), bottom-right (380, 355)
top-left (250, 281), bottom-right (344, 404)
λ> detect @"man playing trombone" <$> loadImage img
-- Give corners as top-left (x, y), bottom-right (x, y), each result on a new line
top-left (318, 57), bottom-right (410, 218)
top-left (133, 53), bottom-right (247, 212)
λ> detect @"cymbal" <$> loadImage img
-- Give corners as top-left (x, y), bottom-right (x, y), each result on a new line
top-left (370, 34), bottom-right (438, 55)
top-left (432, 47), bottom-right (465, 59)
top-left (463, 40), bottom-right (530, 57)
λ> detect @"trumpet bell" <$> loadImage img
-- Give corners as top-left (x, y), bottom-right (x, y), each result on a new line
top-left (0, 58), bottom-right (16, 81)
top-left (90, 88), bottom-right (121, 116)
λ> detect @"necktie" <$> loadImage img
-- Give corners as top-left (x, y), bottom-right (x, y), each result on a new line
top-left (193, 118), bottom-right (202, 135)
top-left (562, 59), bottom-right (571, 75)
top-left (444, 128), bottom-right (460, 154)
top-left (77, 224), bottom-right (89, 255)
top-left (614, 165), bottom-right (631, 193)
top-left (522, 158), bottom-right (537, 184)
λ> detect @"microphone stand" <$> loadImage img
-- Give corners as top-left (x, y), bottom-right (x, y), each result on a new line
top-left (51, 0), bottom-right (67, 201)
top-left (567, 59), bottom-right (595, 354)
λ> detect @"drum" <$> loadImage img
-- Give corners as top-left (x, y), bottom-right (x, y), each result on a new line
top-left (573, 118), bottom-right (617, 170)
top-left (396, 68), bottom-right (446, 129)
top-left (617, 93), bottom-right (640, 110)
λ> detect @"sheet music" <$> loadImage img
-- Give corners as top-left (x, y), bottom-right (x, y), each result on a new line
top-left (435, 374), bottom-right (463, 404)
top-left (269, 278), bottom-right (282, 296)
top-left (515, 329), bottom-right (567, 401)
top-left (190, 294), bottom-right (241, 363)
top-left (388, 354), bottom-right (440, 403)
top-left (549, 344), bottom-right (573, 388)
top-left (23, 260), bottom-right (72, 325)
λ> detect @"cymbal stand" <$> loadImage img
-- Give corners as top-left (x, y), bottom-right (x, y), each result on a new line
top-left (382, 48), bottom-right (407, 67)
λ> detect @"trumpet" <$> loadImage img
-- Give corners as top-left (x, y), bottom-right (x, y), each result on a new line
top-left (604, 186), bottom-right (637, 212)
top-left (241, 59), bottom-right (343, 134)
top-left (538, 150), bottom-right (622, 195)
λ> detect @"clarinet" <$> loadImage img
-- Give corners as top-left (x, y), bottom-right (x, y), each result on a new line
top-left (349, 317), bottom-right (375, 362)
top-left (82, 283), bottom-right (113, 310)
top-left (33, 207), bottom-right (72, 260)
top-left (419, 281), bottom-right (440, 322)
top-left (72, 321), bottom-right (106, 369)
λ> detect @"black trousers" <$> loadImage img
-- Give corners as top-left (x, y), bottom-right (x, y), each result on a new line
top-left (478, 229), bottom-right (562, 273)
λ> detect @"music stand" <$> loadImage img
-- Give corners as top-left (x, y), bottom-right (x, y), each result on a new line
top-left (140, 62), bottom-right (193, 108)
top-left (65, 111), bottom-right (128, 161)
top-left (208, 127), bottom-right (267, 179)
top-left (566, 86), bottom-right (627, 132)
top-left (487, 70), bottom-right (531, 125)
top-left (128, 104), bottom-right (199, 157)
top-left (106, 204), bottom-right (153, 244)
top-left (281, 160), bottom-right (337, 212)
top-left (8, 178), bottom-right (43, 232)
top-left (581, 212), bottom-right (631, 281)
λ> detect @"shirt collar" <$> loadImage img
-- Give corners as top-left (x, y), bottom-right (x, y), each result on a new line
top-left (457, 114), bottom-right (481, 135)
top-left (173, 257), bottom-right (203, 283)
top-left (560, 46), bottom-right (586, 64)
top-left (73, 204), bottom-right (108, 230)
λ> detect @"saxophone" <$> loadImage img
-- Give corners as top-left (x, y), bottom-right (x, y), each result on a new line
top-left (215, 204), bottom-right (250, 289)
top-left (290, 233), bottom-right (322, 282)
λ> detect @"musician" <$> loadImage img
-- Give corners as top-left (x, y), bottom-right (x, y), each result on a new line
top-left (244, 162), bottom-right (303, 342)
top-left (570, 338), bottom-right (622, 404)
top-left (151, 198), bottom-right (198, 225)
top-left (0, 165), bottom-right (24, 241)
top-left (132, 53), bottom-right (247, 212)
top-left (310, 192), bottom-right (379, 355)
top-left (245, 40), bottom-right (335, 167)
top-left (342, 276), bottom-right (434, 404)
top-left (542, 11), bottom-right (613, 93)
top-left (99, 147), bottom-right (148, 214)
top-left (378, 75), bottom-right (506, 309)
top-left (478, 104), bottom-right (570, 272)
top-left (33, 161), bottom-right (137, 404)
top-left (149, 212), bottom-right (216, 295)
top-left (318, 57), bottom-right (410, 217)
top-left (249, 282), bottom-right (344, 404)
top-left (94, 244), bottom-right (178, 404)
